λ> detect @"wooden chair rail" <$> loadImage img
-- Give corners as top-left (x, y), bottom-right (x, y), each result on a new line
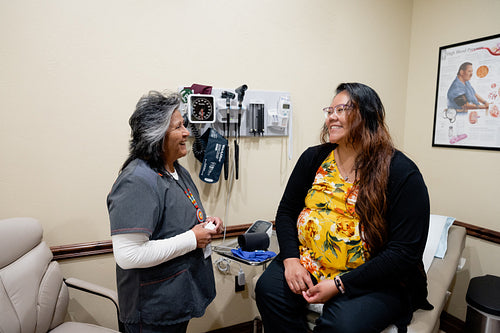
top-left (51, 220), bottom-right (498, 261)
top-left (453, 220), bottom-right (500, 244)
top-left (51, 223), bottom-right (254, 260)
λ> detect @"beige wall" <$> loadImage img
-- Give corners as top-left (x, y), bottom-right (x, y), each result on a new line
top-left (0, 0), bottom-right (412, 245)
top-left (1, 0), bottom-right (498, 330)
top-left (407, 0), bottom-right (500, 321)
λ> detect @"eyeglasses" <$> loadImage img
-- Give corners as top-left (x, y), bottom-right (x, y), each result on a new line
top-left (322, 104), bottom-right (353, 118)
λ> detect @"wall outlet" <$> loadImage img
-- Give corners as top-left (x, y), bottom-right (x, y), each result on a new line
top-left (235, 275), bottom-right (245, 292)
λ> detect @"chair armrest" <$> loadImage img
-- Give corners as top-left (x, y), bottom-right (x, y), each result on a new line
top-left (64, 277), bottom-right (123, 332)
top-left (64, 277), bottom-right (119, 309)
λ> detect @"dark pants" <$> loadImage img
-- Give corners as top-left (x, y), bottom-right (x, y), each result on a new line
top-left (255, 256), bottom-right (409, 333)
top-left (123, 321), bottom-right (189, 333)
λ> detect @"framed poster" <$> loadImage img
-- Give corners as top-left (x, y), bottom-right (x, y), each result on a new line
top-left (432, 33), bottom-right (500, 150)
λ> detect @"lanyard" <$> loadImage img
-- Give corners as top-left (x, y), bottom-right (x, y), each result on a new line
top-left (158, 171), bottom-right (205, 223)
top-left (180, 185), bottom-right (205, 223)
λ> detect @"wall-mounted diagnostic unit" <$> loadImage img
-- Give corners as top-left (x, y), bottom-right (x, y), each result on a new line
top-left (180, 85), bottom-right (293, 183)
top-left (180, 86), bottom-right (292, 138)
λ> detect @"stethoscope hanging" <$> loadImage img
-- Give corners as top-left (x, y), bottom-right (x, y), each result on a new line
top-left (443, 108), bottom-right (457, 123)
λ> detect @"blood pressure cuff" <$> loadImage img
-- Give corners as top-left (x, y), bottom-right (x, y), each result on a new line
top-left (185, 83), bottom-right (212, 95)
top-left (199, 128), bottom-right (227, 183)
top-left (238, 232), bottom-right (270, 251)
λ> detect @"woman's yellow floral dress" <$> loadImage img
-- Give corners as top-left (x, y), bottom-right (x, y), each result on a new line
top-left (297, 151), bottom-right (368, 282)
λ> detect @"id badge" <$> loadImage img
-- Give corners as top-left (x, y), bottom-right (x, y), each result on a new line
top-left (203, 244), bottom-right (212, 258)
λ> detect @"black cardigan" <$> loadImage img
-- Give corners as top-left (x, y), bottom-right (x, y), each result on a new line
top-left (275, 143), bottom-right (432, 311)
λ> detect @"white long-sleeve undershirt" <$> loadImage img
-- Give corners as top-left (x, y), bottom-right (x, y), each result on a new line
top-left (112, 231), bottom-right (197, 269)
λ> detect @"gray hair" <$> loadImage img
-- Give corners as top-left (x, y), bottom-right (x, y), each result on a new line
top-left (121, 90), bottom-right (181, 171)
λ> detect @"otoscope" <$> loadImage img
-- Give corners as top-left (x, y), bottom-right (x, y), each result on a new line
top-left (234, 84), bottom-right (247, 180)
top-left (221, 91), bottom-right (235, 180)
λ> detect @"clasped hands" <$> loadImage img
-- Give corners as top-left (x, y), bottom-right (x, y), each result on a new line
top-left (192, 216), bottom-right (223, 248)
top-left (284, 258), bottom-right (338, 304)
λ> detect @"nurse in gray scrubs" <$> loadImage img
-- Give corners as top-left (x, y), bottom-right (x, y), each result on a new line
top-left (107, 90), bottom-right (223, 333)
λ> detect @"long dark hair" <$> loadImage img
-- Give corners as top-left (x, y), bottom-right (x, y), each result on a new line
top-left (121, 91), bottom-right (181, 172)
top-left (321, 82), bottom-right (395, 255)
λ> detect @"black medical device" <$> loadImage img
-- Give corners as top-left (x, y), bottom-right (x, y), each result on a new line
top-left (234, 84), bottom-right (248, 180)
top-left (212, 220), bottom-right (274, 266)
top-left (221, 91), bottom-right (235, 180)
top-left (245, 220), bottom-right (273, 235)
top-left (248, 103), bottom-right (265, 135)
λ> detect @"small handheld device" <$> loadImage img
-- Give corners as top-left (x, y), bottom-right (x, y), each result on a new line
top-left (187, 94), bottom-right (216, 123)
top-left (205, 221), bottom-right (216, 230)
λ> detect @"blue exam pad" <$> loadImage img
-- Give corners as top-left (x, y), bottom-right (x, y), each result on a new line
top-left (231, 248), bottom-right (277, 262)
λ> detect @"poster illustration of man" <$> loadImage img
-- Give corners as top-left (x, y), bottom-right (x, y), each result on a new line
top-left (433, 34), bottom-right (500, 150)
top-left (447, 62), bottom-right (489, 111)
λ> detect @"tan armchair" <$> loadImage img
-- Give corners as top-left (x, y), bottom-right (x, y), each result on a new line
top-left (0, 217), bottom-right (121, 333)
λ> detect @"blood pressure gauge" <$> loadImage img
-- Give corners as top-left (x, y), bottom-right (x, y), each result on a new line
top-left (187, 94), bottom-right (216, 123)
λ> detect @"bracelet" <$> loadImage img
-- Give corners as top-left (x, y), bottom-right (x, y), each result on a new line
top-left (334, 276), bottom-right (345, 294)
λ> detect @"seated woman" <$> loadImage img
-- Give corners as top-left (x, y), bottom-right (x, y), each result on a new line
top-left (255, 82), bottom-right (432, 333)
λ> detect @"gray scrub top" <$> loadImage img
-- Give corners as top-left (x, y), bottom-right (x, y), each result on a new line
top-left (107, 159), bottom-right (216, 325)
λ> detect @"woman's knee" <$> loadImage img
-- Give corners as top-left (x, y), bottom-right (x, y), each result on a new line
top-left (314, 307), bottom-right (352, 333)
top-left (315, 315), bottom-right (386, 333)
top-left (255, 260), bottom-right (283, 297)
top-left (314, 292), bottom-right (405, 333)
top-left (255, 272), bottom-right (269, 297)
top-left (255, 270), bottom-right (274, 308)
